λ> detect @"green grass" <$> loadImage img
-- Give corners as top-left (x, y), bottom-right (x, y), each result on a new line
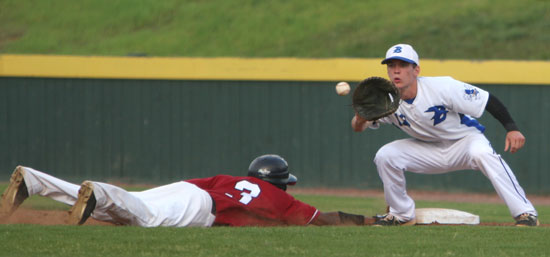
top-left (1, 225), bottom-right (548, 257)
top-left (1, 0), bottom-right (550, 59)
top-left (2, 189), bottom-right (549, 257)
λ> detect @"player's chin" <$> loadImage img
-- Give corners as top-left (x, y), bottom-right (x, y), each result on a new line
top-left (393, 81), bottom-right (405, 89)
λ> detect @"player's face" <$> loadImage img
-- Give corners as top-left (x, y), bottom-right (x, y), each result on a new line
top-left (386, 60), bottom-right (419, 91)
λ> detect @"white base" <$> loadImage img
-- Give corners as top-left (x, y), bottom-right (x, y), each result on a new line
top-left (415, 208), bottom-right (479, 225)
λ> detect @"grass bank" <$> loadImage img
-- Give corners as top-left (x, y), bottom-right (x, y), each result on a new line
top-left (1, 0), bottom-right (549, 59)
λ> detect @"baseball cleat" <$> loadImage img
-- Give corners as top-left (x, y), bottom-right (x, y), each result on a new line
top-left (0, 166), bottom-right (29, 219)
top-left (373, 214), bottom-right (387, 222)
top-left (67, 181), bottom-right (97, 225)
top-left (372, 214), bottom-right (416, 226)
top-left (514, 213), bottom-right (539, 227)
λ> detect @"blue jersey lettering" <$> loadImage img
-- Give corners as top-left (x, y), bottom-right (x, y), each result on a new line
top-left (394, 113), bottom-right (411, 127)
top-left (425, 106), bottom-right (448, 126)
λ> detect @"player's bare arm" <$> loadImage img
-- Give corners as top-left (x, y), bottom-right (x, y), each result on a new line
top-left (312, 211), bottom-right (374, 226)
top-left (351, 114), bottom-right (372, 132)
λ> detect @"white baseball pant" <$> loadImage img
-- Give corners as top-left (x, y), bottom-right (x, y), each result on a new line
top-left (19, 167), bottom-right (215, 227)
top-left (374, 133), bottom-right (537, 221)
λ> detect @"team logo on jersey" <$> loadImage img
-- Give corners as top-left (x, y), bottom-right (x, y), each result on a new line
top-left (393, 113), bottom-right (410, 127)
top-left (425, 105), bottom-right (448, 126)
top-left (463, 85), bottom-right (481, 101)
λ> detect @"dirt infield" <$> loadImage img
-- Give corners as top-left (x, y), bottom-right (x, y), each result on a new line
top-left (0, 208), bottom-right (115, 226)
top-left (1, 188), bottom-right (548, 226)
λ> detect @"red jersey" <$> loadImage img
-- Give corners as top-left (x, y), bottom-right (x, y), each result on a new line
top-left (186, 175), bottom-right (319, 227)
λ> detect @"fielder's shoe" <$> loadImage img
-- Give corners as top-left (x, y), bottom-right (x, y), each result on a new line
top-left (0, 166), bottom-right (29, 219)
top-left (514, 213), bottom-right (539, 227)
top-left (67, 181), bottom-right (96, 225)
top-left (372, 214), bottom-right (416, 226)
top-left (373, 214), bottom-right (386, 222)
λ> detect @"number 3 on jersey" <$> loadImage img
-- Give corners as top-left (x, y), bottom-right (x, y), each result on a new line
top-left (235, 180), bottom-right (261, 204)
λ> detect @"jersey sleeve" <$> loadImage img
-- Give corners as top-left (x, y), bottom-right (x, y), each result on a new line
top-left (443, 77), bottom-right (489, 118)
top-left (280, 197), bottom-right (320, 225)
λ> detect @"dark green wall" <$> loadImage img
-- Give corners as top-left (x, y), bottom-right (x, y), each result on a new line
top-left (1, 77), bottom-right (548, 193)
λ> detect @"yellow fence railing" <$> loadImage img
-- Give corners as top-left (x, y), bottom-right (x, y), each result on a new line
top-left (1, 54), bottom-right (549, 85)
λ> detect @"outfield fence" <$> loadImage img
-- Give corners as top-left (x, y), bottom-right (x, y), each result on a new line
top-left (1, 55), bottom-right (549, 193)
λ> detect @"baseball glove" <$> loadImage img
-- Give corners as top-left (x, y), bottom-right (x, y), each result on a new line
top-left (352, 77), bottom-right (400, 120)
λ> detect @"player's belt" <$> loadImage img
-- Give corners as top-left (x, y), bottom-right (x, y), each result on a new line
top-left (210, 195), bottom-right (216, 215)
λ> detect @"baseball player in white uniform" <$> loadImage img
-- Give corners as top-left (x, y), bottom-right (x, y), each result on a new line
top-left (352, 44), bottom-right (539, 226)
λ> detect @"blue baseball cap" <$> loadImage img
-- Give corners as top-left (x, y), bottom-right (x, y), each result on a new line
top-left (381, 44), bottom-right (419, 66)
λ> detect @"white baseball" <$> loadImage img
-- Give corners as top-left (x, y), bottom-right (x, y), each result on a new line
top-left (335, 82), bottom-right (350, 96)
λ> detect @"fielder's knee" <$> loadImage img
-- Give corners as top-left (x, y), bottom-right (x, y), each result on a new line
top-left (467, 145), bottom-right (495, 164)
top-left (374, 144), bottom-right (400, 167)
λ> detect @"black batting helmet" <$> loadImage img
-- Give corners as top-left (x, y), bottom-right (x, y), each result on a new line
top-left (248, 154), bottom-right (297, 190)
